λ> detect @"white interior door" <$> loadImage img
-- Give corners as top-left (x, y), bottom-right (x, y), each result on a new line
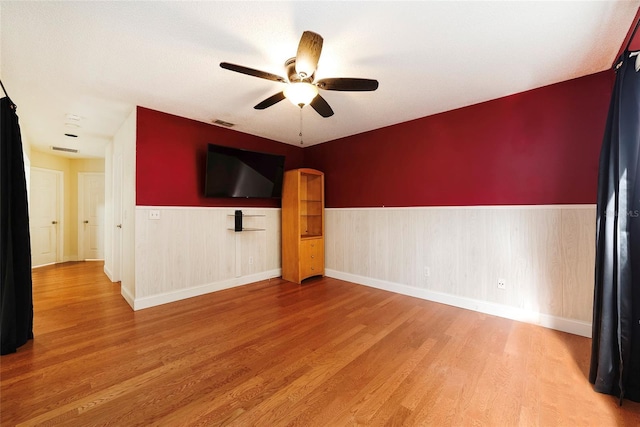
top-left (112, 153), bottom-right (123, 281)
top-left (79, 173), bottom-right (105, 260)
top-left (30, 168), bottom-right (62, 267)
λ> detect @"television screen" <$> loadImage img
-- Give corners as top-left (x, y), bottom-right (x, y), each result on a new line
top-left (204, 143), bottom-right (285, 198)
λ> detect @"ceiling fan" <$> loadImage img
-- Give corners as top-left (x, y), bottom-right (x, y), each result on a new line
top-left (220, 31), bottom-right (378, 118)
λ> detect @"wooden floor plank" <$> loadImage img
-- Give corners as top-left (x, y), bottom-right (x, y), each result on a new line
top-left (2, 261), bottom-right (640, 425)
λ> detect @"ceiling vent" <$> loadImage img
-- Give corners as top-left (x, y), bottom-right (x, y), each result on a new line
top-left (212, 119), bottom-right (235, 128)
top-left (51, 146), bottom-right (78, 153)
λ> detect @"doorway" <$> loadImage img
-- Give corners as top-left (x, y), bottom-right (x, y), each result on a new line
top-left (78, 172), bottom-right (105, 260)
top-left (29, 168), bottom-right (63, 267)
top-left (111, 153), bottom-right (123, 281)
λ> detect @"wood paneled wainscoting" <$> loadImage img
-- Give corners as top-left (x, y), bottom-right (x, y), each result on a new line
top-left (2, 262), bottom-right (640, 425)
top-left (325, 205), bottom-right (598, 337)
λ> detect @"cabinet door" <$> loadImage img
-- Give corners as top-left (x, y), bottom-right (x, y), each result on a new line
top-left (300, 238), bottom-right (324, 279)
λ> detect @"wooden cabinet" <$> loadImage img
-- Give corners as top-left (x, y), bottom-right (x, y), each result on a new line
top-left (281, 168), bottom-right (324, 284)
top-left (300, 238), bottom-right (324, 279)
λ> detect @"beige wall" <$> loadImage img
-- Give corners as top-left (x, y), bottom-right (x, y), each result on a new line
top-left (22, 133), bottom-right (32, 159)
top-left (30, 150), bottom-right (105, 261)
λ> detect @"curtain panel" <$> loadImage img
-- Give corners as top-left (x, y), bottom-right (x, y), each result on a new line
top-left (590, 50), bottom-right (640, 403)
top-left (1, 96), bottom-right (34, 355)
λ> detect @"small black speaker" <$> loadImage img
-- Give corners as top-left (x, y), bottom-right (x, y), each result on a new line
top-left (234, 210), bottom-right (243, 232)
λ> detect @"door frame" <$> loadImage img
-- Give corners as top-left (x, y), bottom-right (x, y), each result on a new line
top-left (30, 167), bottom-right (64, 266)
top-left (78, 172), bottom-right (105, 261)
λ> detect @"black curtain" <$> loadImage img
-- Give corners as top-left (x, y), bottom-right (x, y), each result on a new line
top-left (0, 95), bottom-right (34, 355)
top-left (590, 49), bottom-right (640, 403)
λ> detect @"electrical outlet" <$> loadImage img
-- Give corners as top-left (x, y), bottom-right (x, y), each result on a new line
top-left (149, 210), bottom-right (160, 220)
top-left (249, 257), bottom-right (254, 265)
top-left (497, 278), bottom-right (506, 290)
top-left (424, 267), bottom-right (431, 278)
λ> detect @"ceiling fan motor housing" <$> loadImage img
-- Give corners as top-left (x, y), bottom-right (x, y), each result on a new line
top-left (285, 58), bottom-right (314, 83)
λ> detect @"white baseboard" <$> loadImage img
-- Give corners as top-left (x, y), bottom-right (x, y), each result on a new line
top-left (121, 285), bottom-right (135, 309)
top-left (132, 269), bottom-right (283, 311)
top-left (32, 262), bottom-right (56, 269)
top-left (104, 265), bottom-right (114, 282)
top-left (32, 258), bottom-right (81, 269)
top-left (325, 269), bottom-right (592, 338)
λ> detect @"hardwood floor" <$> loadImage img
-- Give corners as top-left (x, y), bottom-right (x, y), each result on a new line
top-left (2, 262), bottom-right (640, 426)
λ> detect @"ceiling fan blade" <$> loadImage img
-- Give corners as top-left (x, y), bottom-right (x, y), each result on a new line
top-left (220, 62), bottom-right (286, 83)
top-left (295, 31), bottom-right (323, 78)
top-left (254, 92), bottom-right (286, 110)
top-left (316, 78), bottom-right (379, 92)
top-left (310, 95), bottom-right (334, 118)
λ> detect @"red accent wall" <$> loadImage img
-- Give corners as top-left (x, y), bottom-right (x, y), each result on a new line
top-left (615, 10), bottom-right (640, 59)
top-left (305, 71), bottom-right (614, 208)
top-left (136, 107), bottom-right (304, 207)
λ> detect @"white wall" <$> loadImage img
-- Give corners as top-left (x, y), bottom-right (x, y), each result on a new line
top-left (121, 109), bottom-right (137, 307)
top-left (325, 205), bottom-right (596, 337)
top-left (133, 207), bottom-right (281, 310)
top-left (104, 141), bottom-right (113, 279)
top-left (105, 107), bottom-right (136, 307)
top-left (23, 148), bottom-right (30, 202)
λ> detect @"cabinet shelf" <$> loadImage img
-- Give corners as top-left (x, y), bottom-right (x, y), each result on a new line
top-left (301, 234), bottom-right (322, 239)
top-left (227, 212), bottom-right (265, 232)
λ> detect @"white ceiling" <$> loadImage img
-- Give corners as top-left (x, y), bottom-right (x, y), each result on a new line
top-left (1, 1), bottom-right (638, 158)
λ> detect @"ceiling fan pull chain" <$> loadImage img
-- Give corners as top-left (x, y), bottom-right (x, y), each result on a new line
top-left (299, 106), bottom-right (304, 145)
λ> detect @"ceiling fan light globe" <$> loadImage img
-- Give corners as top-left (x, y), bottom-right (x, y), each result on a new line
top-left (284, 82), bottom-right (318, 107)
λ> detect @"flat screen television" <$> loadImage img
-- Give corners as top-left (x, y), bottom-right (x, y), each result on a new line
top-left (204, 143), bottom-right (285, 198)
